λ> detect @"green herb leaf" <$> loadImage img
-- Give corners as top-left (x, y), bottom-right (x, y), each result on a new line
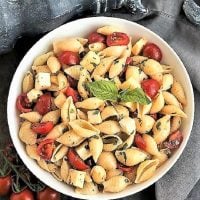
top-left (86, 80), bottom-right (118, 101)
top-left (119, 88), bottom-right (151, 105)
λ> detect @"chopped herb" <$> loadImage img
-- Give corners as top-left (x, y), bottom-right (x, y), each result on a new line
top-left (121, 143), bottom-right (128, 150)
top-left (90, 62), bottom-right (98, 67)
top-left (114, 60), bottom-right (119, 64)
top-left (125, 178), bottom-right (130, 183)
top-left (138, 68), bottom-right (142, 74)
top-left (70, 109), bottom-right (75, 113)
top-left (91, 135), bottom-right (99, 139)
top-left (156, 121), bottom-right (161, 130)
top-left (93, 110), bottom-right (100, 115)
top-left (122, 151), bottom-right (127, 163)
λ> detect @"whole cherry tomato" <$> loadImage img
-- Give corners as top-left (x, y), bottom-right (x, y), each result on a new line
top-left (32, 121), bottom-right (54, 134)
top-left (35, 93), bottom-right (52, 115)
top-left (117, 163), bottom-right (134, 173)
top-left (141, 79), bottom-right (160, 99)
top-left (67, 148), bottom-right (89, 170)
top-left (10, 189), bottom-right (34, 200)
top-left (16, 93), bottom-right (32, 113)
top-left (164, 130), bottom-right (183, 149)
top-left (58, 51), bottom-right (80, 65)
top-left (134, 133), bottom-right (146, 150)
top-left (37, 187), bottom-right (60, 200)
top-left (125, 57), bottom-right (133, 65)
top-left (88, 32), bottom-right (105, 44)
top-left (37, 139), bottom-right (54, 160)
top-left (143, 43), bottom-right (162, 62)
top-left (65, 86), bottom-right (80, 102)
top-left (106, 32), bottom-right (130, 46)
top-left (0, 175), bottom-right (12, 196)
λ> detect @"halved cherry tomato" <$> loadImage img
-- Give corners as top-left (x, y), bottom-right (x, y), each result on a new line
top-left (10, 189), bottom-right (34, 200)
top-left (125, 57), bottom-right (133, 65)
top-left (134, 133), bottom-right (146, 150)
top-left (37, 139), bottom-right (54, 160)
top-left (37, 187), bottom-right (60, 200)
top-left (65, 86), bottom-right (80, 103)
top-left (67, 148), bottom-right (89, 170)
top-left (164, 130), bottom-right (183, 150)
top-left (143, 43), bottom-right (162, 62)
top-left (32, 121), bottom-right (54, 134)
top-left (16, 93), bottom-right (32, 113)
top-left (117, 163), bottom-right (133, 173)
top-left (88, 32), bottom-right (105, 44)
top-left (35, 93), bottom-right (52, 115)
top-left (106, 32), bottom-right (130, 46)
top-left (0, 175), bottom-right (12, 196)
top-left (141, 79), bottom-right (160, 99)
top-left (58, 51), bottom-right (80, 65)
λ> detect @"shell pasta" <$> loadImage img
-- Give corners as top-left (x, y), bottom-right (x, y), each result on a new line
top-left (16, 25), bottom-right (187, 194)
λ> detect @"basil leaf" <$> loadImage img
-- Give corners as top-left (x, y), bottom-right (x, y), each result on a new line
top-left (86, 80), bottom-right (118, 101)
top-left (120, 88), bottom-right (151, 105)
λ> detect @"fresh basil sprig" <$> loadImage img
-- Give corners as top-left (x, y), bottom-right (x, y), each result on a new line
top-left (86, 80), bottom-right (151, 105)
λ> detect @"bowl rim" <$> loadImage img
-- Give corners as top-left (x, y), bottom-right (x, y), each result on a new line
top-left (7, 16), bottom-right (194, 200)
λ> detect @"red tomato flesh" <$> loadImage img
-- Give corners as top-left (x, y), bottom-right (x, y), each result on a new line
top-left (58, 51), bottom-right (80, 65)
top-left (134, 133), bottom-right (146, 150)
top-left (37, 139), bottom-right (54, 160)
top-left (65, 87), bottom-right (80, 102)
top-left (164, 130), bottom-right (183, 149)
top-left (106, 32), bottom-right (130, 46)
top-left (32, 121), bottom-right (54, 134)
top-left (67, 148), bottom-right (89, 170)
top-left (141, 79), bottom-right (160, 99)
top-left (88, 32), bottom-right (105, 44)
top-left (16, 93), bottom-right (32, 113)
top-left (125, 57), bottom-right (133, 65)
top-left (143, 43), bottom-right (162, 62)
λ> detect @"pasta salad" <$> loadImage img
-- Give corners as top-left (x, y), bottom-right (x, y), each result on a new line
top-left (16, 25), bottom-right (187, 194)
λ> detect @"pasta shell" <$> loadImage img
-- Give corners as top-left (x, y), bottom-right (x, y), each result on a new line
top-left (150, 73), bottom-right (163, 84)
top-left (61, 96), bottom-right (77, 123)
top-left (51, 144), bottom-right (68, 162)
top-left (97, 25), bottom-right (121, 35)
top-left (22, 71), bottom-right (34, 93)
top-left (97, 152), bottom-right (117, 170)
top-left (119, 117), bottom-right (136, 135)
top-left (19, 121), bottom-right (37, 145)
top-left (77, 109), bottom-right (88, 120)
top-left (126, 66), bottom-right (147, 82)
top-left (45, 122), bottom-right (67, 140)
top-left (33, 51), bottom-right (53, 66)
top-left (91, 165), bottom-right (106, 184)
top-left (137, 99), bottom-right (152, 117)
top-left (153, 115), bottom-right (171, 144)
top-left (121, 36), bottom-right (132, 57)
top-left (114, 105), bottom-right (129, 119)
top-left (101, 106), bottom-right (119, 121)
top-left (92, 56), bottom-right (116, 77)
top-left (152, 151), bottom-right (168, 167)
top-left (52, 168), bottom-right (62, 181)
top-left (132, 56), bottom-right (148, 65)
top-left (57, 72), bottom-right (69, 90)
top-left (113, 76), bottom-right (122, 90)
top-left (160, 105), bottom-right (187, 118)
top-left (80, 51), bottom-right (100, 72)
top-left (32, 65), bottom-right (51, 73)
top-left (161, 73), bottom-right (173, 91)
top-left (47, 56), bottom-right (61, 73)
top-left (162, 64), bottom-right (173, 73)
top-left (98, 46), bottom-right (127, 58)
top-left (95, 120), bottom-right (121, 135)
top-left (84, 169), bottom-right (92, 183)
top-left (75, 141), bottom-right (92, 160)
top-left (64, 65), bottom-right (81, 80)
top-left (54, 92), bottom-right (67, 109)
top-left (119, 102), bottom-right (137, 112)
top-left (41, 110), bottom-right (60, 124)
top-left (89, 135), bottom-right (103, 162)
top-left (26, 144), bottom-right (40, 161)
top-left (69, 119), bottom-right (100, 137)
top-left (171, 80), bottom-right (187, 105)
top-left (142, 134), bottom-right (159, 156)
top-left (170, 116), bottom-right (181, 133)
top-left (106, 169), bottom-right (123, 180)
top-left (75, 182), bottom-right (99, 195)
top-left (131, 38), bottom-right (147, 56)
top-left (150, 92), bottom-right (165, 114)
top-left (87, 110), bottom-right (102, 125)
top-left (135, 115), bottom-right (155, 134)
top-left (135, 159), bottom-right (159, 183)
top-left (56, 130), bottom-right (84, 147)
top-left (46, 84), bottom-right (59, 92)
top-left (60, 158), bottom-right (70, 182)
top-left (102, 135), bottom-right (123, 151)
top-left (118, 134), bottom-right (135, 150)
top-left (20, 112), bottom-right (42, 123)
top-left (50, 75), bottom-right (58, 85)
top-left (115, 147), bottom-right (147, 166)
top-left (75, 97), bottom-right (104, 110)
top-left (109, 57), bottom-right (126, 78)
top-left (103, 176), bottom-right (131, 193)
top-left (124, 167), bottom-right (137, 183)
top-left (37, 159), bottom-right (57, 173)
top-left (163, 91), bottom-right (181, 108)
top-left (89, 42), bottom-right (106, 52)
top-left (120, 76), bottom-right (141, 90)
top-left (75, 37), bottom-right (88, 45)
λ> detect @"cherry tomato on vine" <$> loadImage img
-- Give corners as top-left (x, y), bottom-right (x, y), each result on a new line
top-left (141, 79), bottom-right (160, 99)
top-left (88, 32), bottom-right (105, 44)
top-left (37, 139), bottom-right (54, 160)
top-left (0, 175), bottom-right (12, 196)
top-left (58, 51), bottom-right (80, 65)
top-left (65, 86), bottom-right (80, 103)
top-left (16, 93), bottom-right (32, 113)
top-left (134, 133), bottom-right (146, 150)
top-left (10, 189), bottom-right (34, 200)
top-left (31, 121), bottom-right (54, 134)
top-left (143, 43), bottom-right (162, 62)
top-left (106, 32), bottom-right (130, 46)
top-left (37, 187), bottom-right (60, 200)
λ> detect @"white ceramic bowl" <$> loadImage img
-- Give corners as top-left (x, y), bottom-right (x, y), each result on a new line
top-left (7, 17), bottom-right (194, 200)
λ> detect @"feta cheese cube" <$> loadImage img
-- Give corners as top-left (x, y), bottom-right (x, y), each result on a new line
top-left (27, 89), bottom-right (43, 102)
top-left (87, 110), bottom-right (102, 124)
top-left (67, 169), bottom-right (86, 188)
top-left (35, 72), bottom-right (51, 90)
